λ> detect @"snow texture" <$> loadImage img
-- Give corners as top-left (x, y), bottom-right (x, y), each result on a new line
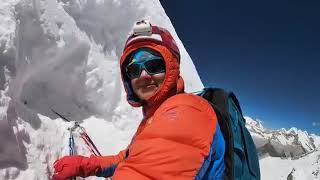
top-left (0, 0), bottom-right (319, 179)
top-left (246, 117), bottom-right (320, 180)
top-left (260, 150), bottom-right (320, 180)
top-left (0, 0), bottom-right (202, 179)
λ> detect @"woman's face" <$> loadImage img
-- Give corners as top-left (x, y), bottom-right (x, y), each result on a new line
top-left (131, 70), bottom-right (165, 101)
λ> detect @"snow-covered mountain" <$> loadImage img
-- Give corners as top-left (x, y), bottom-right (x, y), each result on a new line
top-left (245, 116), bottom-right (318, 158)
top-left (245, 117), bottom-right (320, 180)
top-left (0, 0), bottom-right (319, 180)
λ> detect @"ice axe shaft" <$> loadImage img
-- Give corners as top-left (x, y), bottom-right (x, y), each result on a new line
top-left (51, 109), bottom-right (72, 122)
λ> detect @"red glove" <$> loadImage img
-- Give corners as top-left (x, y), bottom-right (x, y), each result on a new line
top-left (52, 155), bottom-right (100, 180)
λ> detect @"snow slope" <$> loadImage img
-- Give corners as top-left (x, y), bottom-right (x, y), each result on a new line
top-left (246, 117), bottom-right (320, 180)
top-left (0, 0), bottom-right (203, 179)
top-left (260, 150), bottom-right (320, 180)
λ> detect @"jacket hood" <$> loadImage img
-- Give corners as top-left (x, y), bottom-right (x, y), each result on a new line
top-left (120, 41), bottom-right (184, 117)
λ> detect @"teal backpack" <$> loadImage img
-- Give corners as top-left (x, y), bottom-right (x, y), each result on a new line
top-left (197, 87), bottom-right (260, 180)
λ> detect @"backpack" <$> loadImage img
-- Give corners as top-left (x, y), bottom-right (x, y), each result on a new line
top-left (197, 87), bottom-right (260, 180)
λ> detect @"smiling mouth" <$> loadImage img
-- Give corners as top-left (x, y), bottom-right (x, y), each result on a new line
top-left (145, 84), bottom-right (157, 88)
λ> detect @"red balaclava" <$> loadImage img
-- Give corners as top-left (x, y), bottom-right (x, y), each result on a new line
top-left (119, 20), bottom-right (185, 117)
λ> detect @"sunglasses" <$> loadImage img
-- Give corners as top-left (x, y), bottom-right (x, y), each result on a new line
top-left (125, 57), bottom-right (166, 79)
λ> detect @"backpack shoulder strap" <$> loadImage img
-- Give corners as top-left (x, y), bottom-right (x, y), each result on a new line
top-left (198, 87), bottom-right (234, 180)
top-left (200, 88), bottom-right (228, 114)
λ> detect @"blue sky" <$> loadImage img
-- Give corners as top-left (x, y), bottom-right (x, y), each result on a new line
top-left (160, 0), bottom-right (320, 134)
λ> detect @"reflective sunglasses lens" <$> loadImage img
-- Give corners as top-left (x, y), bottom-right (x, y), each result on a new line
top-left (144, 58), bottom-right (166, 75)
top-left (126, 63), bottom-right (141, 79)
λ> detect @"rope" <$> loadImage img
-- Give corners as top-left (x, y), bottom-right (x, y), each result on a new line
top-left (66, 122), bottom-right (101, 157)
top-left (79, 127), bottom-right (102, 156)
top-left (68, 130), bottom-right (76, 180)
top-left (69, 131), bottom-right (75, 156)
top-left (52, 110), bottom-right (101, 179)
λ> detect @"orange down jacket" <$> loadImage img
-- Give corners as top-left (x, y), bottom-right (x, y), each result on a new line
top-left (93, 37), bottom-right (222, 179)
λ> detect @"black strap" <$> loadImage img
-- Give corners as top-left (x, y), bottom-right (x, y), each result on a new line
top-left (199, 88), bottom-right (234, 180)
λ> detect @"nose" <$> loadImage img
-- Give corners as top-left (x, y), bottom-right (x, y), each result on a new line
top-left (139, 69), bottom-right (151, 78)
